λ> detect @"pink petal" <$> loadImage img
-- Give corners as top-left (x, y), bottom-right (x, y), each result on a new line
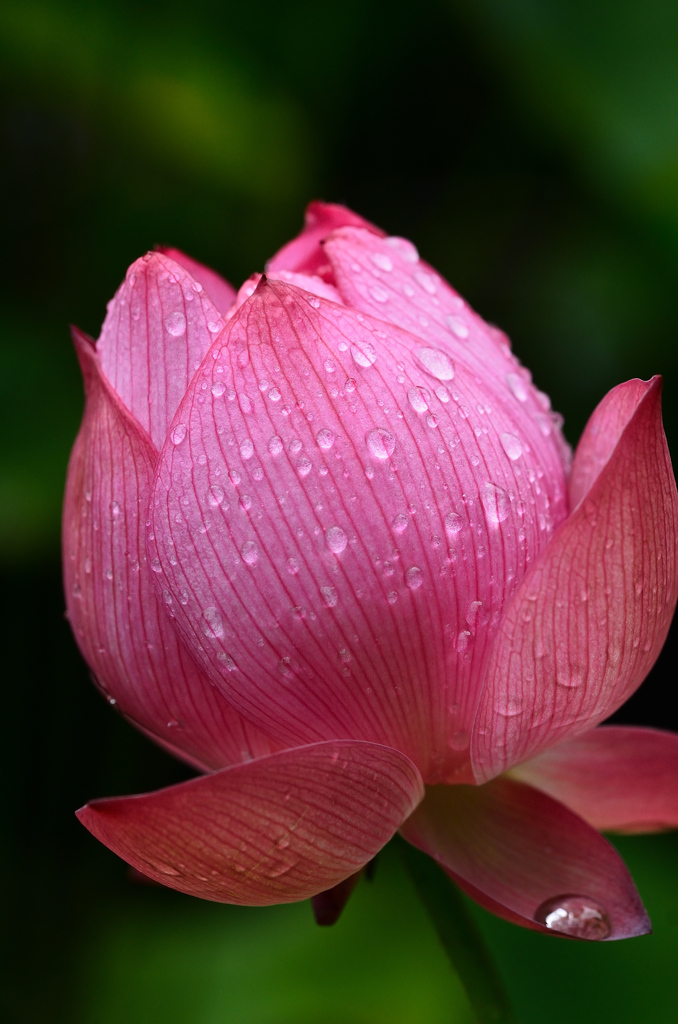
top-left (149, 280), bottom-right (567, 783)
top-left (266, 201), bottom-right (384, 282)
top-left (323, 226), bottom-right (572, 479)
top-left (399, 776), bottom-right (650, 940)
top-left (156, 247), bottom-right (237, 315)
top-left (225, 270), bottom-right (342, 323)
top-left (64, 327), bottom-right (276, 771)
top-left (97, 252), bottom-right (224, 449)
top-left (77, 740), bottom-right (424, 904)
top-left (472, 377), bottom-right (678, 782)
top-left (511, 725), bottom-right (678, 833)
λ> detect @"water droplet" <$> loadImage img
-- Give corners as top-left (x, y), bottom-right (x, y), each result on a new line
top-left (238, 394), bottom-right (253, 414)
top-left (414, 270), bottom-right (437, 294)
top-left (229, 469), bottom-right (241, 486)
top-left (501, 433), bottom-right (524, 460)
top-left (366, 427), bottom-right (396, 460)
top-left (201, 606), bottom-right (224, 639)
top-left (370, 252), bottom-right (394, 272)
top-left (289, 438), bottom-right (302, 454)
top-left (286, 557), bottom-right (299, 575)
top-left (445, 314), bottom-right (469, 339)
top-left (207, 320), bottom-right (220, 333)
top-left (338, 648), bottom-right (352, 663)
top-left (435, 385), bottom-right (450, 403)
top-left (240, 438), bottom-right (254, 460)
top-left (387, 590), bottom-right (398, 604)
top-left (385, 236), bottom-right (419, 262)
top-left (483, 482), bottom-right (510, 524)
top-left (171, 423), bottom-right (187, 445)
top-left (444, 511), bottom-right (463, 535)
top-left (449, 729), bottom-right (469, 751)
top-left (269, 387), bottom-right (282, 402)
top-left (326, 526), bottom-right (347, 555)
top-left (239, 494), bottom-right (252, 511)
top-left (110, 500), bottom-right (120, 518)
top-left (392, 513), bottom-right (409, 533)
top-left (415, 347), bottom-right (455, 381)
top-left (455, 630), bottom-right (471, 654)
top-left (84, 556), bottom-right (92, 574)
top-left (405, 566), bottom-right (423, 590)
top-left (211, 381), bottom-right (226, 397)
top-left (217, 652), bottom-right (237, 671)
top-left (316, 428), bottom-right (335, 450)
top-left (297, 456), bottom-right (312, 477)
top-left (351, 341), bottom-right (377, 368)
top-left (426, 413), bottom-right (438, 429)
top-left (369, 285), bottom-right (390, 303)
top-left (320, 585), bottom-right (338, 608)
top-left (208, 485), bottom-right (225, 507)
top-left (345, 377), bottom-right (357, 392)
top-left (497, 697), bottom-right (522, 717)
top-left (535, 895), bottom-right (611, 940)
top-left (507, 372), bottom-right (529, 402)
top-left (268, 435), bottom-right (283, 455)
top-left (241, 541), bottom-right (258, 565)
top-left (278, 656), bottom-right (299, 679)
top-left (165, 311), bottom-right (186, 336)
top-left (408, 386), bottom-right (430, 413)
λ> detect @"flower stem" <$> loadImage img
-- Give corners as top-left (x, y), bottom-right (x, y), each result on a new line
top-left (396, 837), bottom-right (517, 1024)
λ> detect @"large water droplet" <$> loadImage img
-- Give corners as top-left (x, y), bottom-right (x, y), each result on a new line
top-left (351, 341), bottom-right (377, 368)
top-left (445, 314), bottom-right (469, 339)
top-left (405, 566), bottom-right (423, 590)
top-left (415, 347), bottom-right (455, 381)
top-left (217, 651), bottom-right (237, 672)
top-left (240, 438), bottom-right (254, 460)
top-left (385, 236), bottom-right (419, 263)
top-left (211, 381), bottom-right (226, 397)
top-left (408, 386), bottom-right (430, 413)
top-left (366, 427), bottom-right (396, 460)
top-left (241, 541), bottom-right (258, 566)
top-left (444, 511), bottom-right (463, 535)
top-left (268, 435), bottom-right (283, 456)
top-left (296, 456), bottom-right (312, 477)
top-left (201, 606), bottom-right (224, 639)
top-left (392, 513), bottom-right (409, 533)
top-left (165, 311), bottom-right (186, 336)
top-left (534, 895), bottom-right (611, 940)
top-left (500, 432), bottom-right (524, 460)
top-left (370, 252), bottom-right (394, 272)
top-left (208, 484), bottom-right (225, 507)
top-left (320, 585), bottom-right (338, 608)
top-left (316, 428), bottom-right (335, 450)
top-left (483, 482), bottom-right (510, 524)
top-left (507, 372), bottom-right (529, 402)
top-left (326, 526), bottom-right (347, 554)
top-left (171, 423), bottom-right (187, 445)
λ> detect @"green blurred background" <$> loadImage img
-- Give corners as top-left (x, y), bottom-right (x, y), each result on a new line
top-left (2, 1), bottom-right (678, 1021)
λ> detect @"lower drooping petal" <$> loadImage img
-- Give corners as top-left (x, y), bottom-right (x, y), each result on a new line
top-left (64, 328), bottom-right (276, 771)
top-left (399, 777), bottom-right (650, 940)
top-left (77, 741), bottom-right (424, 904)
top-left (511, 726), bottom-right (678, 833)
top-left (149, 279), bottom-right (567, 782)
top-left (472, 377), bottom-right (678, 782)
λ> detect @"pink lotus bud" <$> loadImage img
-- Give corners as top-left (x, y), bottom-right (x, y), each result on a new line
top-left (67, 204), bottom-right (678, 941)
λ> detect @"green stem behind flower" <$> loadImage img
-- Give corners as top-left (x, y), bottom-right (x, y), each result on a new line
top-left (396, 837), bottom-right (517, 1024)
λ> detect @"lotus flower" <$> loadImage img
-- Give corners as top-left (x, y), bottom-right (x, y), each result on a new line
top-left (65, 202), bottom-right (678, 942)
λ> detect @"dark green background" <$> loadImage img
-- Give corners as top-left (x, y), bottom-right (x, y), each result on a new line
top-left (2, 1), bottom-right (677, 1021)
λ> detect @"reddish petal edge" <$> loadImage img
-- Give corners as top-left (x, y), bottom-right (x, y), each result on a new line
top-left (511, 725), bottom-right (678, 834)
top-left (472, 376), bottom-right (678, 781)
top-left (399, 777), bottom-right (650, 940)
top-left (77, 741), bottom-right (424, 905)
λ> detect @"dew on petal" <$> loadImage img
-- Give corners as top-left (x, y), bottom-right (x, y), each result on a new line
top-left (320, 585), bottom-right (338, 608)
top-left (369, 286), bottom-right (390, 303)
top-left (385, 236), bottom-right (419, 263)
top-left (286, 557), bottom-right (299, 575)
top-left (268, 387), bottom-right (282, 402)
top-left (507, 372), bottom-right (529, 402)
top-left (241, 541), bottom-right (258, 566)
top-left (483, 482), bottom-right (510, 524)
top-left (370, 252), bottom-right (394, 272)
top-left (534, 895), bottom-right (611, 940)
top-left (164, 311), bottom-right (186, 336)
top-left (239, 438), bottom-right (254, 460)
top-left (415, 347), bottom-right (455, 381)
top-left (297, 456), bottom-right (312, 477)
top-left (392, 513), bottom-right (409, 533)
top-left (278, 656), bottom-right (299, 679)
top-left (366, 427), bottom-right (396, 460)
top-left (201, 606), bottom-right (224, 639)
top-left (217, 652), bottom-right (238, 672)
top-left (500, 432), bottom-right (524, 460)
top-left (316, 428), bottom-right (335, 450)
top-left (407, 386), bottom-right (430, 413)
top-left (444, 511), bottom-right (463, 535)
top-left (414, 270), bottom-right (437, 295)
top-left (326, 526), bottom-right (347, 554)
top-left (171, 423), bottom-right (187, 445)
top-left (208, 485), bottom-right (225, 507)
top-left (211, 381), bottom-right (226, 397)
top-left (268, 435), bottom-right (283, 455)
top-left (351, 341), bottom-right (377, 368)
top-left (405, 566), bottom-right (423, 590)
top-left (446, 314), bottom-right (469, 339)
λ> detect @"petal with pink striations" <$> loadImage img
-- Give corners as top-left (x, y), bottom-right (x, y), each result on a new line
top-left (323, 226), bottom-right (572, 479)
top-left (399, 776), bottom-right (650, 940)
top-left (150, 280), bottom-right (567, 782)
top-left (157, 247), bottom-right (237, 315)
top-left (511, 725), bottom-right (678, 833)
top-left (472, 377), bottom-right (678, 782)
top-left (64, 327), bottom-right (276, 771)
top-left (97, 251), bottom-right (224, 449)
top-left (266, 201), bottom-right (384, 282)
top-left (77, 740), bottom-right (424, 904)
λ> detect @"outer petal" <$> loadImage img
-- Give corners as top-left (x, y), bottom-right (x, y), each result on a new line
top-left (157, 247), bottom-right (237, 315)
top-left (511, 725), bottom-right (678, 833)
top-left (399, 777), bottom-right (650, 940)
top-left (472, 377), bottom-right (678, 782)
top-left (63, 328), bottom-right (276, 771)
top-left (77, 740), bottom-right (424, 904)
top-left (323, 226), bottom-right (572, 478)
top-left (149, 280), bottom-right (566, 783)
top-left (266, 201), bottom-right (384, 281)
top-left (97, 252), bottom-right (224, 449)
